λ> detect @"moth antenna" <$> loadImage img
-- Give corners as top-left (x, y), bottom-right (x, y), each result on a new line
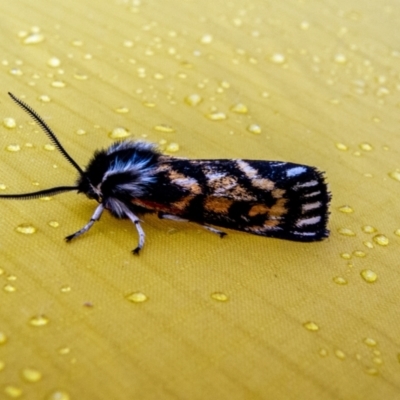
top-left (7, 92), bottom-right (85, 176)
top-left (0, 186), bottom-right (78, 200)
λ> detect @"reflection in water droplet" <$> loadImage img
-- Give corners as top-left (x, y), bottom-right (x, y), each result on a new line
top-left (9, 68), bottom-right (23, 76)
top-left (44, 144), bottom-right (55, 151)
top-left (373, 234), bottom-right (389, 246)
top-left (48, 221), bottom-right (59, 228)
top-left (51, 81), bottom-right (66, 88)
top-left (362, 225), bottom-right (377, 234)
top-left (165, 143), bottom-right (180, 153)
top-left (38, 94), bottom-right (51, 102)
top-left (365, 367), bottom-right (379, 376)
top-left (334, 54), bottom-right (347, 64)
top-left (185, 94), bottom-right (202, 106)
top-left (23, 32), bottom-right (45, 44)
top-left (126, 292), bottom-right (148, 303)
top-left (4, 385), bottom-right (23, 398)
top-left (58, 347), bottom-right (71, 355)
top-left (210, 292), bottom-right (229, 302)
top-left (0, 184), bottom-right (6, 190)
top-left (47, 57), bottom-right (61, 67)
top-left (230, 103), bottom-right (248, 114)
top-left (73, 73), bottom-right (88, 80)
top-left (389, 171), bottom-right (400, 182)
top-left (335, 143), bottom-right (348, 151)
top-left (338, 205), bottom-right (353, 213)
top-left (16, 224), bottom-right (37, 235)
top-left (363, 241), bottom-right (374, 249)
top-left (3, 118), bottom-right (17, 129)
top-left (340, 253), bottom-right (351, 259)
top-left (360, 143), bottom-right (373, 151)
top-left (353, 251), bottom-right (366, 258)
top-left (29, 315), bottom-right (49, 327)
top-left (154, 124), bottom-right (175, 133)
top-left (364, 337), bottom-right (377, 346)
top-left (114, 106), bottom-right (129, 114)
top-left (60, 285), bottom-right (71, 293)
top-left (108, 127), bottom-right (131, 139)
top-left (0, 360), bottom-right (5, 371)
top-left (21, 367), bottom-right (42, 383)
top-left (3, 284), bottom-right (16, 293)
top-left (333, 276), bottom-right (348, 285)
top-left (200, 34), bottom-right (213, 44)
top-left (247, 124), bottom-right (261, 134)
top-left (206, 111), bottom-right (227, 121)
top-left (334, 350), bottom-right (346, 359)
top-left (360, 269), bottom-right (378, 283)
top-left (0, 332), bottom-right (8, 345)
top-left (46, 390), bottom-right (70, 400)
top-left (75, 128), bottom-right (86, 135)
top-left (6, 144), bottom-right (21, 152)
top-left (338, 228), bottom-right (356, 236)
top-left (303, 321), bottom-right (319, 331)
top-left (270, 53), bottom-right (286, 64)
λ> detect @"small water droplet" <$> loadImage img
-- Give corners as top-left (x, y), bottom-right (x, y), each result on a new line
top-left (335, 142), bottom-right (348, 151)
top-left (210, 292), bottom-right (229, 302)
top-left (29, 315), bottom-right (49, 327)
top-left (334, 53), bottom-right (347, 64)
top-left (165, 142), bottom-right (180, 153)
top-left (372, 357), bottom-right (383, 365)
top-left (73, 73), bottom-right (88, 81)
top-left (206, 111), bottom-right (227, 121)
top-left (0, 184), bottom-right (6, 190)
top-left (373, 234), bottom-right (389, 246)
top-left (200, 34), bottom-right (213, 44)
top-left (360, 143), bottom-right (373, 151)
top-left (75, 128), bottom-right (86, 135)
top-left (60, 285), bottom-right (71, 293)
top-left (388, 170), bottom-right (400, 182)
top-left (3, 284), bottom-right (16, 293)
top-left (360, 269), bottom-right (378, 283)
top-left (353, 250), bottom-right (366, 258)
top-left (365, 367), bottom-right (379, 376)
top-left (47, 57), bottom-right (61, 68)
top-left (16, 224), bottom-right (37, 235)
top-left (38, 94), bottom-right (51, 102)
top-left (363, 241), bottom-right (374, 249)
top-left (230, 103), bottom-right (248, 114)
top-left (44, 144), bottom-right (55, 151)
top-left (126, 292), bottom-right (148, 303)
top-left (4, 385), bottom-right (23, 398)
top-left (318, 348), bottom-right (328, 357)
top-left (9, 68), bottom-right (23, 76)
top-left (21, 367), bottom-right (42, 383)
top-left (364, 337), bottom-right (377, 347)
top-left (338, 205), bottom-right (353, 213)
top-left (334, 349), bottom-right (346, 359)
top-left (51, 81), bottom-right (66, 88)
top-left (333, 276), bottom-right (348, 285)
top-left (362, 225), bottom-right (377, 234)
top-left (0, 360), bottom-right (5, 371)
top-left (300, 21), bottom-right (310, 30)
top-left (185, 94), bottom-right (202, 106)
top-left (247, 124), bottom-right (262, 134)
top-left (340, 252), bottom-right (351, 259)
top-left (108, 127), bottom-right (131, 139)
top-left (303, 321), bottom-right (319, 331)
top-left (6, 144), bottom-right (21, 152)
top-left (48, 221), bottom-right (59, 228)
top-left (270, 53), bottom-right (286, 64)
top-left (58, 347), bottom-right (71, 355)
top-left (3, 118), bottom-right (17, 129)
top-left (338, 228), bottom-right (356, 237)
top-left (154, 124), bottom-right (175, 133)
top-left (0, 332), bottom-right (8, 345)
top-left (72, 39), bottom-right (83, 46)
top-left (114, 106), bottom-right (129, 114)
top-left (23, 32), bottom-right (45, 45)
top-left (46, 390), bottom-right (70, 400)
top-left (0, 268), bottom-right (4, 275)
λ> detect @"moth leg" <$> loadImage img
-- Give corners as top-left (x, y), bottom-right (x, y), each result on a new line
top-left (125, 209), bottom-right (145, 255)
top-left (203, 225), bottom-right (227, 238)
top-left (158, 212), bottom-right (188, 223)
top-left (65, 204), bottom-right (104, 242)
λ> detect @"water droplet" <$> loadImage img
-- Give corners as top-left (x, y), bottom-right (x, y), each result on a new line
top-left (338, 205), bottom-right (353, 213)
top-left (0, 360), bottom-right (5, 371)
top-left (21, 367), bottom-right (42, 383)
top-left (334, 53), bottom-right (347, 64)
top-left (303, 321), bottom-right (319, 331)
top-left (15, 224), bottom-right (37, 235)
top-left (247, 124), bottom-right (262, 134)
top-left (364, 337), bottom-right (377, 347)
top-left (75, 128), bottom-right (86, 135)
top-left (206, 111), bottom-right (227, 121)
top-left (154, 124), bottom-right (175, 133)
top-left (23, 32), bottom-right (44, 45)
top-left (114, 106), bottom-right (129, 114)
top-left (29, 315), bottom-right (49, 327)
top-left (210, 292), bottom-right (229, 302)
top-left (318, 348), bottom-right (328, 357)
top-left (363, 241), bottom-right (374, 249)
top-left (360, 269), bottom-right (378, 283)
top-left (185, 94), bottom-right (202, 106)
top-left (360, 143), bottom-right (373, 151)
top-left (0, 268), bottom-right (4, 275)
top-left (58, 347), bottom-right (71, 355)
top-left (48, 221), bottom-right (59, 228)
top-left (388, 170), bottom-right (400, 182)
top-left (142, 101), bottom-right (156, 108)
top-left (373, 234), bottom-right (389, 246)
top-left (7, 275), bottom-right (16, 281)
top-left (362, 225), bottom-right (377, 234)
top-left (47, 57), bottom-right (61, 68)
top-left (3, 118), bottom-right (17, 129)
top-left (38, 94), bottom-right (51, 102)
top-left (300, 21), bottom-right (310, 30)
top-left (44, 144), bottom-right (55, 151)
top-left (108, 127), bottom-right (131, 139)
top-left (372, 357), bottom-right (383, 365)
top-left (365, 367), bottom-right (379, 376)
top-left (60, 285), bottom-right (71, 293)
top-left (340, 252), bottom-right (351, 259)
top-left (46, 390), bottom-right (70, 400)
top-left (230, 103), bottom-right (248, 114)
top-left (335, 143), bottom-right (348, 151)
top-left (51, 81), bottom-right (66, 88)
top-left (72, 39), bottom-right (83, 46)
top-left (200, 34), bottom-right (213, 44)
top-left (4, 284), bottom-right (16, 293)
top-left (73, 73), bottom-right (88, 81)
top-left (0, 184), bottom-right (6, 190)
top-left (338, 228), bottom-right (356, 237)
top-left (353, 250), bottom-right (366, 258)
top-left (0, 332), bottom-right (8, 345)
top-left (9, 68), bottom-right (23, 76)
top-left (333, 276), bottom-right (348, 285)
top-left (4, 385), bottom-right (23, 398)
top-left (126, 292), bottom-right (148, 303)
top-left (6, 144), bottom-right (21, 152)
top-left (270, 53), bottom-right (286, 64)
top-left (165, 142), bottom-right (180, 153)
top-left (334, 349), bottom-right (346, 359)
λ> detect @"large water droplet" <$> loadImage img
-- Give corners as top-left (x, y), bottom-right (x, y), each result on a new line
top-left (16, 224), bottom-right (37, 235)
top-left (360, 269), bottom-right (378, 283)
top-left (126, 292), bottom-right (148, 303)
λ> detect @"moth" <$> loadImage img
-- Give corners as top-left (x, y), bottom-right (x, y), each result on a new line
top-left (0, 93), bottom-right (331, 254)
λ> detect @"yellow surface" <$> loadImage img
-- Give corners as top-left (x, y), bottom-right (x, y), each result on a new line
top-left (1, 0), bottom-right (400, 399)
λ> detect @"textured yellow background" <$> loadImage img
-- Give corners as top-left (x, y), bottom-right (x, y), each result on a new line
top-left (1, 0), bottom-right (400, 399)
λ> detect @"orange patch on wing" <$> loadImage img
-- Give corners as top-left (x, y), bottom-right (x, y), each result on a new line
top-left (204, 197), bottom-right (233, 214)
top-left (248, 204), bottom-right (270, 217)
top-left (171, 195), bottom-right (196, 211)
top-left (271, 189), bottom-right (286, 199)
